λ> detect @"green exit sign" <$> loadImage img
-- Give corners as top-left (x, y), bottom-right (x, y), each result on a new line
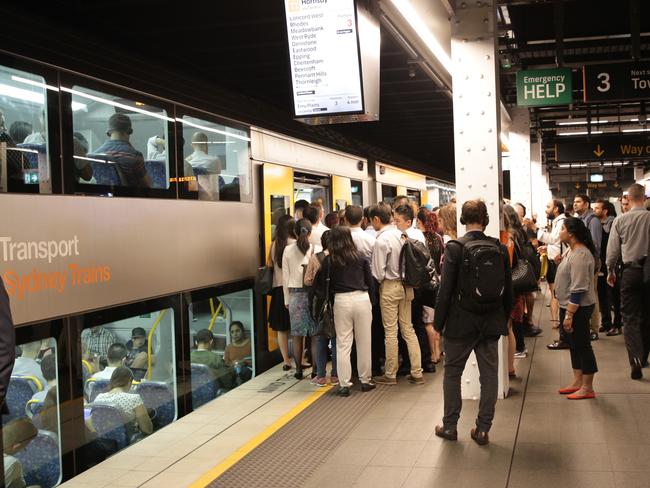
top-left (516, 68), bottom-right (573, 107)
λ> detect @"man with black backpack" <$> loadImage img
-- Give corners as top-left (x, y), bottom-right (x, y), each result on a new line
top-left (433, 200), bottom-right (513, 446)
top-left (370, 204), bottom-right (424, 385)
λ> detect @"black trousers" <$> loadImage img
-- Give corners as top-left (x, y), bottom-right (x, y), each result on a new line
top-left (560, 305), bottom-right (597, 374)
top-left (371, 287), bottom-right (385, 375)
top-left (443, 335), bottom-right (499, 432)
top-left (620, 267), bottom-right (650, 366)
top-left (597, 274), bottom-right (613, 329)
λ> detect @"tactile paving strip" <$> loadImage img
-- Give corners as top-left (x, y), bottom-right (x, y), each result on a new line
top-left (206, 385), bottom-right (391, 487)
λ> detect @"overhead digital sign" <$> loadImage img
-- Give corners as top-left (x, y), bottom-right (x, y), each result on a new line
top-left (583, 62), bottom-right (650, 102)
top-left (284, 0), bottom-right (364, 118)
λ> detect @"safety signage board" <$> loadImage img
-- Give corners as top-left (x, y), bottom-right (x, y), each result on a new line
top-left (555, 136), bottom-right (650, 162)
top-left (516, 68), bottom-right (573, 107)
top-left (284, 0), bottom-right (364, 118)
top-left (583, 62), bottom-right (650, 102)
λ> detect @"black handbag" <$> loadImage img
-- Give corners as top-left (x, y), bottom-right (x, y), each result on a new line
top-left (512, 258), bottom-right (538, 293)
top-left (311, 258), bottom-right (336, 338)
top-left (255, 266), bottom-right (273, 295)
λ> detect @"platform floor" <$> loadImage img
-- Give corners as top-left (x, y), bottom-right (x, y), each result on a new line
top-left (62, 288), bottom-right (650, 488)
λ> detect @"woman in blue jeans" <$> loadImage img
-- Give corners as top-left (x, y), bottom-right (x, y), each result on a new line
top-left (304, 230), bottom-right (337, 386)
top-left (554, 217), bottom-right (599, 400)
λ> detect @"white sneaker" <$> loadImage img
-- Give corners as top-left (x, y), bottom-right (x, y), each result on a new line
top-left (514, 351), bottom-right (527, 359)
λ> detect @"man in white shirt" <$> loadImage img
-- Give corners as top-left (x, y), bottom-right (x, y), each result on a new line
top-left (185, 131), bottom-right (223, 174)
top-left (12, 340), bottom-right (46, 388)
top-left (305, 203), bottom-right (329, 253)
top-left (344, 205), bottom-right (375, 259)
top-left (92, 343), bottom-right (127, 381)
top-left (394, 204), bottom-right (426, 243)
top-left (524, 199), bottom-right (567, 345)
top-left (362, 207), bottom-right (377, 237)
top-left (370, 204), bottom-right (423, 385)
top-left (146, 135), bottom-right (166, 161)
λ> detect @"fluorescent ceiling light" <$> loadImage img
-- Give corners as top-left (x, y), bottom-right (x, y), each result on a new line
top-left (74, 155), bottom-right (111, 164)
top-left (557, 120), bottom-right (608, 125)
top-left (0, 83), bottom-right (44, 104)
top-left (11, 75), bottom-right (58, 92)
top-left (178, 117), bottom-right (250, 142)
top-left (558, 131), bottom-right (603, 136)
top-left (388, 0), bottom-right (452, 74)
top-left (7, 147), bottom-right (38, 154)
top-left (622, 128), bottom-right (650, 132)
top-left (61, 87), bottom-right (173, 122)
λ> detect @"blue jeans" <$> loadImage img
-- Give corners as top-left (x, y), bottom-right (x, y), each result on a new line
top-left (316, 336), bottom-right (337, 378)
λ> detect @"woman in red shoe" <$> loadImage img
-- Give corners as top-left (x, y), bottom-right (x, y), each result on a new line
top-left (555, 217), bottom-right (598, 399)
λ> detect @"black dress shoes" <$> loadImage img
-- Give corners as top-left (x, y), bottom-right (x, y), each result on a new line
top-left (423, 362), bottom-right (437, 373)
top-left (337, 386), bottom-right (350, 397)
top-left (361, 382), bottom-right (376, 392)
top-left (590, 332), bottom-right (599, 341)
top-left (434, 425), bottom-right (458, 441)
top-left (471, 428), bottom-right (490, 446)
top-left (631, 358), bottom-right (643, 380)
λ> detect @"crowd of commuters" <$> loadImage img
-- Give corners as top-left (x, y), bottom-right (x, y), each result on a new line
top-left (263, 183), bottom-right (649, 444)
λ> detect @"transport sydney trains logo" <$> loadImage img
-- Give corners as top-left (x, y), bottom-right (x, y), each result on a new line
top-left (0, 236), bottom-right (111, 300)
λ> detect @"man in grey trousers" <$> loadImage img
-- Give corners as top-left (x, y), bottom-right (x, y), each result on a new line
top-left (433, 200), bottom-right (513, 446)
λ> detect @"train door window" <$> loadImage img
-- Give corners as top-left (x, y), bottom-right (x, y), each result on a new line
top-left (188, 289), bottom-right (255, 410)
top-left (351, 180), bottom-right (363, 207)
top-left (381, 184), bottom-right (396, 203)
top-left (178, 115), bottom-right (251, 202)
top-left (294, 172), bottom-right (331, 210)
top-left (0, 64), bottom-right (52, 194)
top-left (79, 307), bottom-right (177, 456)
top-left (407, 189), bottom-right (421, 207)
top-left (69, 85), bottom-right (171, 190)
top-left (3, 338), bottom-right (62, 488)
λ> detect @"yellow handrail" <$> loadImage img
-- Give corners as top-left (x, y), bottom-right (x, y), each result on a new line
top-left (208, 302), bottom-right (223, 331)
top-left (147, 309), bottom-right (167, 380)
top-left (209, 298), bottom-right (215, 317)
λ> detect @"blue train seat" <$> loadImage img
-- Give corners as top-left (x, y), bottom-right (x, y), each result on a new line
top-left (14, 430), bottom-right (61, 488)
top-left (144, 160), bottom-right (167, 189)
top-left (191, 364), bottom-right (217, 410)
top-left (4, 377), bottom-right (42, 423)
top-left (135, 381), bottom-right (175, 429)
top-left (89, 404), bottom-right (129, 450)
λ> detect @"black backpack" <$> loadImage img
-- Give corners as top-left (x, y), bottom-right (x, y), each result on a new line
top-left (399, 236), bottom-right (439, 290)
top-left (452, 236), bottom-right (506, 313)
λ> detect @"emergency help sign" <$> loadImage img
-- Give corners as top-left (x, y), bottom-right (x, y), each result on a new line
top-left (516, 68), bottom-right (573, 107)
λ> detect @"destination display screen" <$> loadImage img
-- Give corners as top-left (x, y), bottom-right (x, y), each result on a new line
top-left (284, 0), bottom-right (364, 117)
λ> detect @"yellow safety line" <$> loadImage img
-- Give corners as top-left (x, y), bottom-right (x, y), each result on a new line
top-left (189, 386), bottom-right (331, 488)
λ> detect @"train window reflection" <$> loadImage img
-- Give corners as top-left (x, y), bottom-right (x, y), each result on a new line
top-left (189, 289), bottom-right (255, 409)
top-left (80, 308), bottom-right (177, 459)
top-left (70, 86), bottom-right (170, 189)
top-left (180, 115), bottom-right (251, 202)
top-left (0, 65), bottom-right (51, 194)
top-left (2, 338), bottom-right (62, 488)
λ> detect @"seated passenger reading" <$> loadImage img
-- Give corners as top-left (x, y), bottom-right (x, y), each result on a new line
top-left (92, 366), bottom-right (153, 436)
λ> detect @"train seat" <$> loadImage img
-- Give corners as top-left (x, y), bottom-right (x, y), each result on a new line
top-left (5, 377), bottom-right (42, 423)
top-left (191, 364), bottom-right (217, 410)
top-left (85, 378), bottom-right (110, 403)
top-left (89, 404), bottom-right (129, 450)
top-left (16, 142), bottom-right (46, 169)
top-left (144, 160), bottom-right (166, 189)
top-left (14, 429), bottom-right (61, 488)
top-left (135, 381), bottom-right (175, 429)
top-left (85, 154), bottom-right (121, 186)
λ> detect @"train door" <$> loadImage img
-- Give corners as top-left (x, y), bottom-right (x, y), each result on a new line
top-left (332, 175), bottom-right (353, 211)
top-left (407, 188), bottom-right (422, 206)
top-left (260, 163), bottom-right (293, 352)
top-left (351, 179), bottom-right (363, 206)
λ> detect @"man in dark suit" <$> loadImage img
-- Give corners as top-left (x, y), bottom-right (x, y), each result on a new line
top-left (433, 200), bottom-right (513, 446)
top-left (0, 277), bottom-right (16, 414)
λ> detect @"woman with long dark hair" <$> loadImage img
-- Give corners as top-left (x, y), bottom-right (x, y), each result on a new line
top-left (555, 217), bottom-right (598, 399)
top-left (268, 214), bottom-right (296, 370)
top-left (282, 218), bottom-right (316, 380)
top-left (416, 207), bottom-right (444, 364)
top-left (321, 226), bottom-right (375, 396)
top-left (504, 205), bottom-right (529, 365)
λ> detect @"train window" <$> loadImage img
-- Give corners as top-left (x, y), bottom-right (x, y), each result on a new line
top-left (69, 85), bottom-right (171, 189)
top-left (189, 289), bottom-right (255, 410)
top-left (0, 65), bottom-right (52, 194)
top-left (407, 189), bottom-right (421, 206)
top-left (382, 184), bottom-right (397, 203)
top-left (79, 307), bottom-right (177, 457)
top-left (179, 115), bottom-right (251, 202)
top-left (351, 180), bottom-right (363, 206)
top-left (3, 338), bottom-right (62, 488)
